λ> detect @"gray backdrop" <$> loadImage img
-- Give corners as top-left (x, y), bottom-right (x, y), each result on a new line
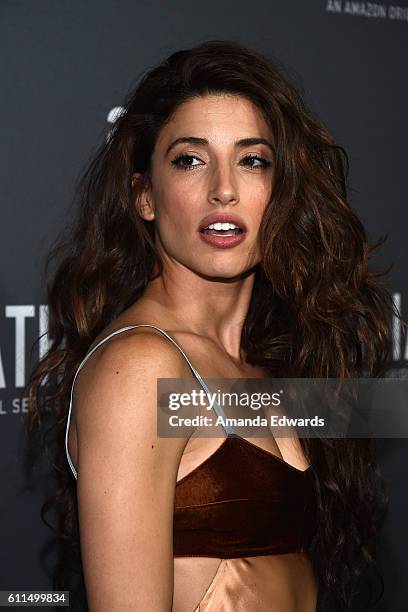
top-left (0, 1), bottom-right (407, 609)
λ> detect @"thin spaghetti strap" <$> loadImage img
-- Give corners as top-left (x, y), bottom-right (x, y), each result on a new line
top-left (128, 326), bottom-right (234, 433)
top-left (65, 324), bottom-right (234, 480)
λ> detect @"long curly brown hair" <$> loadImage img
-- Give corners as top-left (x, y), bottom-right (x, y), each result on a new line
top-left (24, 39), bottom-right (406, 611)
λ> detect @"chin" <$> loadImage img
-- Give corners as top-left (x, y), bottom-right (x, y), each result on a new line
top-left (195, 264), bottom-right (254, 281)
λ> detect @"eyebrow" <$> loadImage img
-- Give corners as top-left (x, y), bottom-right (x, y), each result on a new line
top-left (165, 136), bottom-right (275, 157)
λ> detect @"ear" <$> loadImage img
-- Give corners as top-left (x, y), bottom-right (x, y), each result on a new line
top-left (131, 172), bottom-right (155, 222)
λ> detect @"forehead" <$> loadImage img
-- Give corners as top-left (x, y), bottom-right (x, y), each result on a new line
top-left (156, 94), bottom-right (272, 147)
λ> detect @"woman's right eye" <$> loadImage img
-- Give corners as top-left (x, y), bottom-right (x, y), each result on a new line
top-left (171, 154), bottom-right (202, 171)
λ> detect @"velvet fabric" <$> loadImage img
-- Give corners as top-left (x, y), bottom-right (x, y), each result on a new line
top-left (173, 434), bottom-right (317, 558)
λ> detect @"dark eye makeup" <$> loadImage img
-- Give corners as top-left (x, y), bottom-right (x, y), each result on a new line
top-left (170, 153), bottom-right (272, 171)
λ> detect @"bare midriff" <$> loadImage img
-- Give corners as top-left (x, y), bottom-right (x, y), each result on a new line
top-left (173, 552), bottom-right (317, 611)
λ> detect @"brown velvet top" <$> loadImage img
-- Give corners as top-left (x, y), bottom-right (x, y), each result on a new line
top-left (173, 434), bottom-right (317, 558)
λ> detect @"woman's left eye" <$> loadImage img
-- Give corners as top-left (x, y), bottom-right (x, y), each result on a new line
top-left (241, 154), bottom-right (272, 169)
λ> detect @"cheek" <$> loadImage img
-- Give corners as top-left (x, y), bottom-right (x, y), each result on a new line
top-left (154, 187), bottom-right (197, 238)
top-left (244, 183), bottom-right (271, 224)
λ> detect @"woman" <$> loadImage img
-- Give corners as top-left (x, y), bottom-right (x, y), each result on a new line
top-left (25, 40), bottom-right (402, 611)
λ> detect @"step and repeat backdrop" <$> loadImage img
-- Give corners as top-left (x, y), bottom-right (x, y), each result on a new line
top-left (1, 1), bottom-right (407, 609)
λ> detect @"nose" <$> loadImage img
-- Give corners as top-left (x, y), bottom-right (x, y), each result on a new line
top-left (207, 165), bottom-right (239, 206)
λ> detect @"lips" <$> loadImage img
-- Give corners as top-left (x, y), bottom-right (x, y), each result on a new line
top-left (198, 213), bottom-right (247, 233)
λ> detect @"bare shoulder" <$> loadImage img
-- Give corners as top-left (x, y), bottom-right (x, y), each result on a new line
top-left (74, 326), bottom-right (194, 457)
top-left (73, 328), bottom-right (194, 610)
top-left (76, 324), bottom-right (195, 392)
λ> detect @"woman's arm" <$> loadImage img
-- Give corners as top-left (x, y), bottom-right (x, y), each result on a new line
top-left (74, 331), bottom-right (192, 611)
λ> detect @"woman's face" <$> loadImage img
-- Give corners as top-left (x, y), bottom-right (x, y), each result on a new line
top-left (134, 93), bottom-right (275, 279)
